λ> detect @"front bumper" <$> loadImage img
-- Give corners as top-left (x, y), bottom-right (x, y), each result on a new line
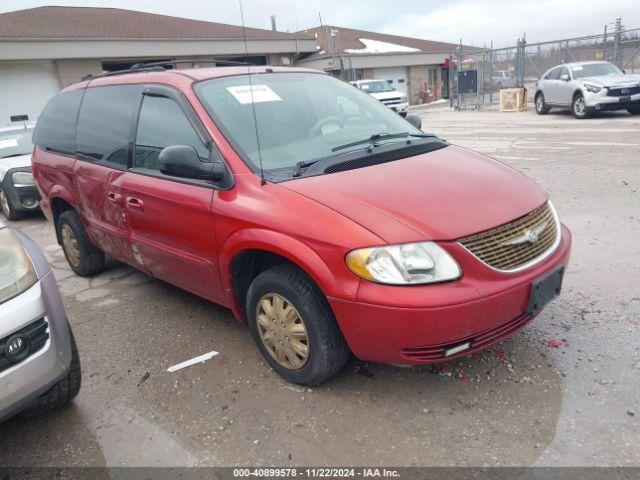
top-left (385, 102), bottom-right (409, 113)
top-left (329, 224), bottom-right (572, 364)
top-left (584, 90), bottom-right (640, 110)
top-left (0, 269), bottom-right (72, 422)
top-left (1, 168), bottom-right (41, 212)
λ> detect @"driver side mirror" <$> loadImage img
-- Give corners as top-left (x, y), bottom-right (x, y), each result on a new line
top-left (560, 74), bottom-right (570, 82)
top-left (405, 114), bottom-right (422, 130)
top-left (158, 145), bottom-right (227, 182)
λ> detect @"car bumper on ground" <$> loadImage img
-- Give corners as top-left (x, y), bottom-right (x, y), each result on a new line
top-left (329, 225), bottom-right (572, 364)
top-left (0, 269), bottom-right (72, 422)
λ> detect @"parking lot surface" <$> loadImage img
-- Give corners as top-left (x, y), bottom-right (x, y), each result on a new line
top-left (1, 107), bottom-right (638, 467)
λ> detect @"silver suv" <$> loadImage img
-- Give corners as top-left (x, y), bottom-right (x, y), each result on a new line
top-left (534, 61), bottom-right (640, 118)
top-left (0, 221), bottom-right (81, 422)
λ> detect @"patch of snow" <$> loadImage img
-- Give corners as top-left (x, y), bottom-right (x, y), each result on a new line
top-left (345, 38), bottom-right (421, 54)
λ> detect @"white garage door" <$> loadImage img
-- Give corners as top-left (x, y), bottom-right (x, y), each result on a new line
top-left (0, 61), bottom-right (61, 126)
top-left (373, 67), bottom-right (408, 95)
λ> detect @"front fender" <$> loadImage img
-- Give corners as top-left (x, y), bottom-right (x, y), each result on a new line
top-left (219, 228), bottom-right (358, 318)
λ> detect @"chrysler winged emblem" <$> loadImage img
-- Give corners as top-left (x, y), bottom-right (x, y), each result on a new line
top-left (501, 222), bottom-right (548, 247)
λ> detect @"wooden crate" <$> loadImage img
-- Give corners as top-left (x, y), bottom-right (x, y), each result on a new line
top-left (499, 88), bottom-right (527, 112)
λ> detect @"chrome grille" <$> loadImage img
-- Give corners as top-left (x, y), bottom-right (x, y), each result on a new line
top-left (458, 201), bottom-right (558, 271)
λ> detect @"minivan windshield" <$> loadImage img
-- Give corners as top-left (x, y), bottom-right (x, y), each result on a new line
top-left (572, 63), bottom-right (623, 79)
top-left (0, 127), bottom-right (33, 159)
top-left (195, 72), bottom-right (421, 173)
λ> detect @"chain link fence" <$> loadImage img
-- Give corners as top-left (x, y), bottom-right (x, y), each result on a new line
top-left (449, 24), bottom-right (640, 110)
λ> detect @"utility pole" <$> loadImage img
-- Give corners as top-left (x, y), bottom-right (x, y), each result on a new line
top-left (270, 15), bottom-right (276, 31)
top-left (612, 17), bottom-right (623, 68)
top-left (602, 25), bottom-right (608, 61)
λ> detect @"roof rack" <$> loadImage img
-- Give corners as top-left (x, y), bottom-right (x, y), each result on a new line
top-left (81, 58), bottom-right (255, 81)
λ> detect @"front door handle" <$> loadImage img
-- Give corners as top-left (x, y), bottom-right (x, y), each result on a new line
top-left (107, 192), bottom-right (122, 205)
top-left (125, 197), bottom-right (144, 211)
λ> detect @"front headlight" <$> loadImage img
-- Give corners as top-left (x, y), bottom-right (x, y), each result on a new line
top-left (346, 241), bottom-right (461, 285)
top-left (0, 229), bottom-right (37, 304)
top-left (584, 82), bottom-right (602, 93)
top-left (11, 171), bottom-right (36, 187)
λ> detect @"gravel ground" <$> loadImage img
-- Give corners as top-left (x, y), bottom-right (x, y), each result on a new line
top-left (0, 106), bottom-right (638, 467)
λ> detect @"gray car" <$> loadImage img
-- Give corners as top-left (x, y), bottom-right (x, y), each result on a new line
top-left (534, 61), bottom-right (640, 118)
top-left (0, 221), bottom-right (80, 422)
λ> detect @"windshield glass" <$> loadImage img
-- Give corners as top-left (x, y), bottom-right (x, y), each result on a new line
top-left (0, 128), bottom-right (33, 159)
top-left (572, 63), bottom-right (623, 79)
top-left (195, 72), bottom-right (421, 172)
top-left (359, 80), bottom-right (395, 93)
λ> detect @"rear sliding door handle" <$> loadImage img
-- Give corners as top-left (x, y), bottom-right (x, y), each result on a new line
top-left (126, 197), bottom-right (144, 211)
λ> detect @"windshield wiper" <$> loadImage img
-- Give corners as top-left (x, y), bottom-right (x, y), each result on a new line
top-left (331, 132), bottom-right (434, 152)
top-left (292, 132), bottom-right (437, 177)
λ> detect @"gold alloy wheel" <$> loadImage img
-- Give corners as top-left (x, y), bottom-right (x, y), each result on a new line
top-left (61, 224), bottom-right (81, 267)
top-left (256, 293), bottom-right (309, 370)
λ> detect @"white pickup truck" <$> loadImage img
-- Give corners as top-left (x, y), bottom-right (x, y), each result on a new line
top-left (350, 79), bottom-right (409, 116)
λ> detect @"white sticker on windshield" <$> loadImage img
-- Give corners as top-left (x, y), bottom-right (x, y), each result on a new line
top-left (0, 139), bottom-right (18, 149)
top-left (573, 66), bottom-right (583, 71)
top-left (226, 84), bottom-right (282, 104)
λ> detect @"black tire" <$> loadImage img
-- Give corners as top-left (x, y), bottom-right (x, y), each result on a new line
top-left (399, 111), bottom-right (408, 118)
top-left (57, 210), bottom-right (105, 276)
top-left (535, 92), bottom-right (550, 115)
top-left (246, 265), bottom-right (350, 385)
top-left (572, 93), bottom-right (590, 119)
top-left (0, 189), bottom-right (24, 221)
top-left (20, 326), bottom-right (81, 419)
top-left (627, 107), bottom-right (640, 115)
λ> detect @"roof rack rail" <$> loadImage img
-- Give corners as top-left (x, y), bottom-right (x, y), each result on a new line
top-left (81, 58), bottom-right (256, 82)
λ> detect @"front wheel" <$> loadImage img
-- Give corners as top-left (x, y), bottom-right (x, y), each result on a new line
top-left (572, 94), bottom-right (590, 119)
top-left (57, 210), bottom-right (105, 276)
top-left (535, 93), bottom-right (550, 115)
top-left (246, 265), bottom-right (350, 385)
top-left (0, 189), bottom-right (24, 221)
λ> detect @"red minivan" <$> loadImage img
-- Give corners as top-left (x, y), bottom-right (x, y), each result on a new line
top-left (32, 66), bottom-right (571, 385)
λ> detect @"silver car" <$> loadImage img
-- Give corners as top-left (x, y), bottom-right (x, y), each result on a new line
top-left (0, 221), bottom-right (80, 422)
top-left (534, 61), bottom-right (640, 118)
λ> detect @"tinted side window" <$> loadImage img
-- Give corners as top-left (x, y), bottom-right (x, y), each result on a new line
top-left (76, 85), bottom-right (140, 166)
top-left (134, 95), bottom-right (209, 170)
top-left (33, 89), bottom-right (83, 154)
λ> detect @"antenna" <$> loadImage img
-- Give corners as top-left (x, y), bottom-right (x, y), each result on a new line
top-left (238, 0), bottom-right (266, 186)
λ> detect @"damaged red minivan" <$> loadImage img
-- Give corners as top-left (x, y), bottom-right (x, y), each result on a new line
top-left (32, 66), bottom-right (571, 385)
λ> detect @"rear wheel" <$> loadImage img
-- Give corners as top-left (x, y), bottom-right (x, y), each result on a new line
top-left (0, 189), bottom-right (23, 221)
top-left (535, 93), bottom-right (550, 115)
top-left (627, 107), bottom-right (640, 115)
top-left (246, 265), bottom-right (350, 385)
top-left (20, 327), bottom-right (81, 419)
top-left (572, 93), bottom-right (590, 119)
top-left (57, 210), bottom-right (105, 276)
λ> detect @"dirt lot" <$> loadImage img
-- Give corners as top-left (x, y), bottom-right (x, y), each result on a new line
top-left (1, 107), bottom-right (638, 467)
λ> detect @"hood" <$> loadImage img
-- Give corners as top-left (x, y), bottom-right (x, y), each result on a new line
top-left (369, 90), bottom-right (404, 100)
top-left (581, 74), bottom-right (640, 87)
top-left (0, 153), bottom-right (32, 176)
top-left (281, 145), bottom-right (548, 244)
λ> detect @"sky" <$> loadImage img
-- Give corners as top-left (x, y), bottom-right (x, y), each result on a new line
top-left (1, 0), bottom-right (639, 47)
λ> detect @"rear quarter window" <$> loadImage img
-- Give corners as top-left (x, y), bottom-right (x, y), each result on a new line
top-left (76, 85), bottom-right (141, 166)
top-left (32, 89), bottom-right (84, 155)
